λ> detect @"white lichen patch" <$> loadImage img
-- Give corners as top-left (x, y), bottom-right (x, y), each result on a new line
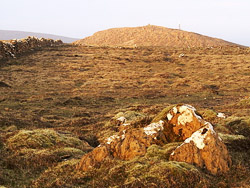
top-left (179, 105), bottom-right (189, 113)
top-left (177, 104), bottom-right (202, 125)
top-left (117, 116), bottom-right (126, 123)
top-left (167, 113), bottom-right (173, 120)
top-left (122, 123), bottom-right (130, 126)
top-left (144, 120), bottom-right (164, 136)
top-left (177, 107), bottom-right (194, 125)
top-left (106, 135), bottom-right (120, 144)
top-left (173, 107), bottom-right (178, 114)
top-left (183, 123), bottom-right (214, 149)
top-left (184, 131), bottom-right (206, 149)
top-left (121, 130), bottom-right (126, 140)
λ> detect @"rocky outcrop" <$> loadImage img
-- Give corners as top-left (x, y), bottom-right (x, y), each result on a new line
top-left (77, 104), bottom-right (231, 175)
top-left (0, 36), bottom-right (63, 60)
top-left (77, 120), bottom-right (167, 171)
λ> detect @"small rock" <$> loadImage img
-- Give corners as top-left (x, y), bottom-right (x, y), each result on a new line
top-left (217, 112), bottom-right (226, 118)
top-left (179, 53), bottom-right (185, 58)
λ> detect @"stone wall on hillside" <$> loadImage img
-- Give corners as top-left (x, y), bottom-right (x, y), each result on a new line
top-left (0, 36), bottom-right (63, 60)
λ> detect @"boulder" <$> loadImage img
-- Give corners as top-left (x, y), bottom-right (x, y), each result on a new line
top-left (170, 123), bottom-right (232, 175)
top-left (77, 104), bottom-right (231, 175)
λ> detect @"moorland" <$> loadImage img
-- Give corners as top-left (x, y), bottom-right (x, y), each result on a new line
top-left (0, 40), bottom-right (249, 187)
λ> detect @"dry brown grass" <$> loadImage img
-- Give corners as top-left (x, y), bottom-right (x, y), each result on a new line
top-left (0, 44), bottom-right (249, 187)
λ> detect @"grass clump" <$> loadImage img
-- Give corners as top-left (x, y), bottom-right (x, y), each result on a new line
top-left (6, 129), bottom-right (89, 151)
top-left (217, 132), bottom-right (250, 187)
top-left (214, 124), bottom-right (231, 134)
top-left (4, 129), bottom-right (92, 170)
top-left (145, 143), bottom-right (181, 160)
top-left (32, 159), bottom-right (81, 188)
top-left (225, 116), bottom-right (250, 137)
top-left (5, 147), bottom-right (85, 171)
top-left (199, 109), bottom-right (218, 122)
top-left (0, 129), bottom-right (92, 187)
top-left (151, 105), bottom-right (175, 123)
top-left (113, 111), bottom-right (146, 122)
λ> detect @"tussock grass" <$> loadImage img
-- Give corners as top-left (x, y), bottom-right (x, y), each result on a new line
top-left (6, 129), bottom-right (89, 151)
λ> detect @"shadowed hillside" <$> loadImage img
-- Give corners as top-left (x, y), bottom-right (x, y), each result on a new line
top-left (74, 25), bottom-right (239, 47)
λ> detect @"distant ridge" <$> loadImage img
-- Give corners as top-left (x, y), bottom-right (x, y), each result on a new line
top-left (74, 25), bottom-right (240, 47)
top-left (0, 30), bottom-right (79, 43)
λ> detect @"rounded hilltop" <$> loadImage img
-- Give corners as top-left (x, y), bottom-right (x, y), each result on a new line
top-left (74, 25), bottom-right (239, 47)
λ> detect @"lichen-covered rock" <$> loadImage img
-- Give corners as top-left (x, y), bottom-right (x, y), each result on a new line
top-left (77, 120), bottom-right (167, 171)
top-left (170, 123), bottom-right (232, 175)
top-left (77, 104), bottom-right (231, 175)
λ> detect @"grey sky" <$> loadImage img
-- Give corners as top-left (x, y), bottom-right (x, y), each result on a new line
top-left (1, 0), bottom-right (249, 46)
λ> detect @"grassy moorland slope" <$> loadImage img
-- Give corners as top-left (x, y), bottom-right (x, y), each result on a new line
top-left (0, 44), bottom-right (249, 187)
top-left (74, 25), bottom-right (239, 47)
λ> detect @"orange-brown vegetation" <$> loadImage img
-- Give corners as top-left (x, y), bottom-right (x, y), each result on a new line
top-left (0, 43), bottom-right (249, 187)
top-left (74, 25), bottom-right (240, 47)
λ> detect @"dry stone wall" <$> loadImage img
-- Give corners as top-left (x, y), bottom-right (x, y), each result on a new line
top-left (0, 36), bottom-right (63, 60)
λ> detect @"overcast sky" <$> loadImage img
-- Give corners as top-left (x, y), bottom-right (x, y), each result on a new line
top-left (1, 0), bottom-right (249, 46)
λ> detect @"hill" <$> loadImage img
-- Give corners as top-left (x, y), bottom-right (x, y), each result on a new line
top-left (0, 30), bottom-right (79, 43)
top-left (74, 25), bottom-right (239, 47)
